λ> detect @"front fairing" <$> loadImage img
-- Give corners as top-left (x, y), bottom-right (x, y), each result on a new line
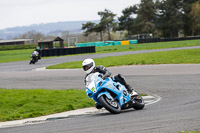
top-left (86, 72), bottom-right (104, 98)
top-left (85, 73), bottom-right (131, 107)
top-left (99, 78), bottom-right (131, 106)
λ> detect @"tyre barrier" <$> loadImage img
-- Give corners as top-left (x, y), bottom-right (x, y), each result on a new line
top-left (39, 46), bottom-right (95, 57)
top-left (137, 36), bottom-right (200, 44)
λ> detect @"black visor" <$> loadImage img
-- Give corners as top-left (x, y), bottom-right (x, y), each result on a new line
top-left (83, 62), bottom-right (93, 71)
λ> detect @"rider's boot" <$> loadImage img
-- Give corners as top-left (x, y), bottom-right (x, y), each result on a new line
top-left (126, 84), bottom-right (138, 97)
top-left (95, 102), bottom-right (103, 109)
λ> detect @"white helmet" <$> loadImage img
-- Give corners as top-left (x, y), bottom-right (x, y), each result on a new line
top-left (82, 58), bottom-right (95, 74)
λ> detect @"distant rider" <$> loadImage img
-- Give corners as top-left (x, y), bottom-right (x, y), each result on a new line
top-left (31, 48), bottom-right (41, 60)
top-left (82, 58), bottom-right (138, 109)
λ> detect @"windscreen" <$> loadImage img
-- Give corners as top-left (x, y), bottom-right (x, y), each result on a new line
top-left (85, 72), bottom-right (102, 87)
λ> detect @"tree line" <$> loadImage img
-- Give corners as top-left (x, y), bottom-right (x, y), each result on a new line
top-left (82, 0), bottom-right (200, 41)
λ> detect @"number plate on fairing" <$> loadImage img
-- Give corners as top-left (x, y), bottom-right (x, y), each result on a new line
top-left (88, 81), bottom-right (97, 93)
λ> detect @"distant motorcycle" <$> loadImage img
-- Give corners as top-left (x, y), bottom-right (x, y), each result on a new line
top-left (29, 51), bottom-right (40, 64)
top-left (85, 72), bottom-right (145, 114)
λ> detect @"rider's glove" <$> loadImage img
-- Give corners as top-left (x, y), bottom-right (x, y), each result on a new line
top-left (102, 75), bottom-right (108, 80)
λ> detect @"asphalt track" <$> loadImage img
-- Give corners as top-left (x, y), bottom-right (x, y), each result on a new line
top-left (0, 46), bottom-right (200, 133)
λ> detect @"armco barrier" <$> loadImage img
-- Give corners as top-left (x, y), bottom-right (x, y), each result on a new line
top-left (40, 46), bottom-right (95, 57)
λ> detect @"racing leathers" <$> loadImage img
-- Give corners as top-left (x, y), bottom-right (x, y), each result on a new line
top-left (84, 65), bottom-right (133, 93)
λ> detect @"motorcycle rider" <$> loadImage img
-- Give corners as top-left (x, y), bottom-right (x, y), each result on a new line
top-left (32, 48), bottom-right (41, 60)
top-left (82, 58), bottom-right (138, 109)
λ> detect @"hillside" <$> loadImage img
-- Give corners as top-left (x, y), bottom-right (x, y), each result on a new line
top-left (0, 20), bottom-right (99, 39)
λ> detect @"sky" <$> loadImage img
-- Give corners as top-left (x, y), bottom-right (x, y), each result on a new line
top-left (0, 0), bottom-right (140, 30)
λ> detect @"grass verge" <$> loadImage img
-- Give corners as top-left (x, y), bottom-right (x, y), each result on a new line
top-left (0, 44), bottom-right (37, 51)
top-left (0, 89), bottom-right (94, 122)
top-left (0, 49), bottom-right (33, 63)
top-left (47, 48), bottom-right (200, 69)
top-left (0, 39), bottom-right (200, 63)
top-left (0, 88), bottom-right (146, 122)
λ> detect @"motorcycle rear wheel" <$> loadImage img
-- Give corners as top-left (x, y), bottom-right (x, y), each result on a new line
top-left (98, 95), bottom-right (121, 114)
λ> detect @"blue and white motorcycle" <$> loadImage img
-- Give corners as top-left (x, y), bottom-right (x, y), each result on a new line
top-left (85, 72), bottom-right (145, 114)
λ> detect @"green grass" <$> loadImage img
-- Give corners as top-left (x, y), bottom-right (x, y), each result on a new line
top-left (0, 49), bottom-right (34, 63)
top-left (0, 89), bottom-right (94, 122)
top-left (47, 48), bottom-right (200, 69)
top-left (0, 88), bottom-right (146, 122)
top-left (0, 44), bottom-right (37, 51)
top-left (0, 39), bottom-right (200, 63)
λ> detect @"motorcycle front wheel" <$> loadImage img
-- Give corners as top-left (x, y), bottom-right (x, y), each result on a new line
top-left (29, 59), bottom-right (34, 64)
top-left (98, 95), bottom-right (121, 114)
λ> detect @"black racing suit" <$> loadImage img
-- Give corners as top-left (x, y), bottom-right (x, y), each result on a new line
top-left (84, 65), bottom-right (132, 92)
top-left (35, 49), bottom-right (41, 59)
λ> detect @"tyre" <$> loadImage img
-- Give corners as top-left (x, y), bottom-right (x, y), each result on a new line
top-left (95, 102), bottom-right (103, 109)
top-left (30, 59), bottom-right (33, 64)
top-left (32, 58), bottom-right (36, 64)
top-left (98, 95), bottom-right (121, 114)
top-left (132, 95), bottom-right (145, 110)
